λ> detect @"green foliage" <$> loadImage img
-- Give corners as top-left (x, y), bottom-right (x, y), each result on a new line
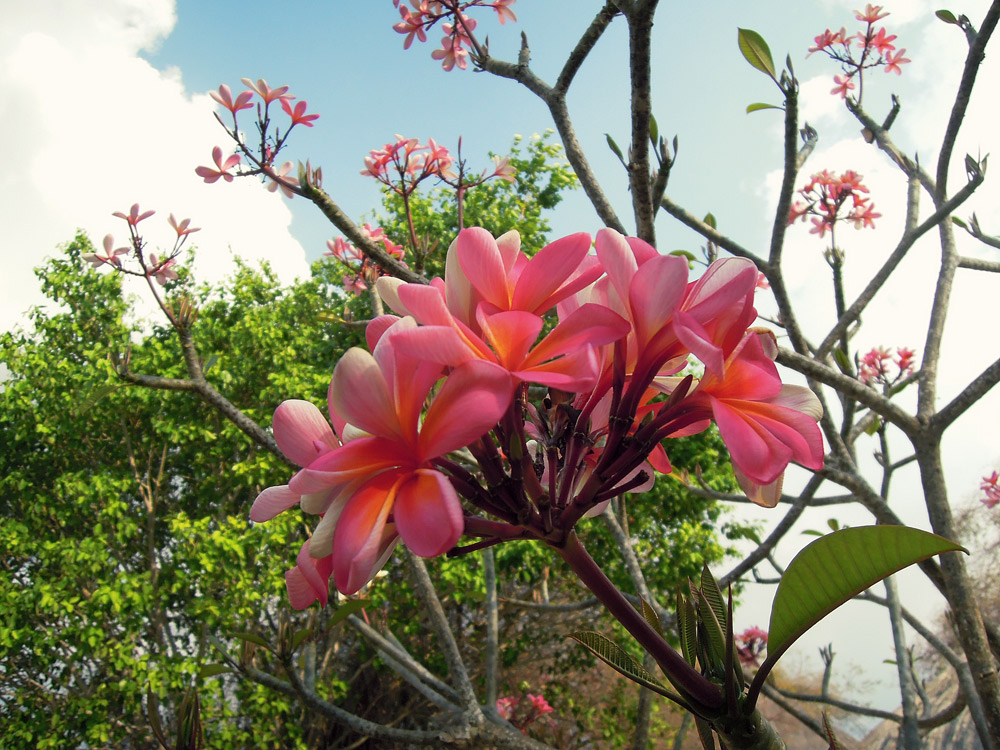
top-left (375, 131), bottom-right (579, 278)
top-left (0, 235), bottom-right (362, 748)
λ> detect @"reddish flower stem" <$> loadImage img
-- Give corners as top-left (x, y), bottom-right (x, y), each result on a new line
top-left (554, 531), bottom-right (722, 710)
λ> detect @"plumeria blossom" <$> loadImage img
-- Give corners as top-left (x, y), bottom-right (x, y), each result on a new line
top-left (147, 254), bottom-right (178, 286)
top-left (378, 228), bottom-right (626, 391)
top-left (253, 317), bottom-right (513, 596)
top-left (113, 203), bottom-right (155, 226)
top-left (240, 77), bottom-right (292, 105)
top-left (858, 345), bottom-right (916, 386)
top-left (736, 626), bottom-right (768, 667)
top-left (810, 5), bottom-right (909, 98)
top-left (789, 169), bottom-right (879, 237)
top-left (265, 161), bottom-right (300, 198)
top-left (168, 214), bottom-right (200, 237)
top-left (280, 98), bottom-right (320, 127)
top-left (209, 83), bottom-right (253, 114)
top-left (981, 471), bottom-right (1000, 509)
top-left (195, 146), bottom-right (241, 184)
top-left (82, 234), bottom-right (130, 268)
top-left (255, 226), bottom-right (824, 606)
top-left (674, 331), bottom-right (824, 506)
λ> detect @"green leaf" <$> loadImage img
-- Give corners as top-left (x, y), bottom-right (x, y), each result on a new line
top-left (833, 348), bottom-right (852, 374)
top-left (737, 28), bottom-right (776, 80)
top-left (327, 599), bottom-right (369, 629)
top-left (695, 589), bottom-right (726, 676)
top-left (198, 663), bottom-right (230, 678)
top-left (703, 213), bottom-right (717, 230)
top-left (290, 628), bottom-right (313, 652)
top-left (767, 526), bottom-right (964, 658)
top-left (936, 9), bottom-right (958, 24)
top-left (951, 215), bottom-right (969, 229)
top-left (74, 383), bottom-right (124, 415)
top-left (746, 102), bottom-right (782, 114)
top-left (567, 631), bottom-right (681, 702)
top-left (676, 588), bottom-right (698, 667)
top-left (638, 597), bottom-right (663, 637)
top-left (232, 631), bottom-right (271, 649)
top-left (649, 115), bottom-right (659, 148)
top-left (605, 133), bottom-right (626, 165)
top-left (699, 566), bottom-right (727, 632)
top-left (694, 716), bottom-right (718, 750)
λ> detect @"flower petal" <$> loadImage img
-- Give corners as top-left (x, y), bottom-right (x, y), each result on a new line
top-left (394, 469), bottom-right (464, 557)
top-left (333, 472), bottom-right (400, 594)
top-left (273, 400), bottom-right (336, 466)
top-left (330, 347), bottom-right (402, 440)
top-left (250, 484), bottom-right (301, 522)
top-left (419, 360), bottom-right (512, 460)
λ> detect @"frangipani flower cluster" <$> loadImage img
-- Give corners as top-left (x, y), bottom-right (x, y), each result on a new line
top-left (809, 4), bottom-right (909, 100)
top-left (325, 224), bottom-right (406, 296)
top-left (252, 227), bottom-right (824, 607)
top-left (392, 0), bottom-right (517, 71)
top-left (789, 169), bottom-right (881, 239)
top-left (86, 204), bottom-right (199, 287)
top-left (857, 345), bottom-right (916, 386)
top-left (197, 77), bottom-right (319, 197)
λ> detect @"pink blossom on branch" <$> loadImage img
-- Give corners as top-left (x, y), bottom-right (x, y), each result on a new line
top-left (831, 74), bottom-right (856, 99)
top-left (209, 83), bottom-right (253, 115)
top-left (82, 234), bottom-right (130, 269)
top-left (280, 98), bottom-right (320, 127)
top-left (168, 214), bottom-right (200, 237)
top-left (855, 3), bottom-right (889, 23)
top-left (113, 203), bottom-right (155, 226)
top-left (981, 472), bottom-right (1000, 509)
top-left (884, 48), bottom-right (910, 74)
top-left (240, 77), bottom-right (292, 105)
top-left (195, 146), bottom-right (241, 183)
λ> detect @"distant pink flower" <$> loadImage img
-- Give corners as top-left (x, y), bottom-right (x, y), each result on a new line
top-left (148, 253), bottom-right (179, 286)
top-left (491, 0), bottom-right (517, 24)
top-left (848, 201), bottom-right (881, 229)
top-left (168, 214), bottom-right (200, 237)
top-left (209, 84), bottom-right (253, 114)
top-left (736, 626), bottom-right (768, 666)
top-left (884, 48), bottom-right (910, 74)
top-left (487, 155), bottom-right (516, 182)
top-left (855, 4), bottom-right (889, 23)
top-left (981, 471), bottom-right (1000, 509)
top-left (240, 77), bottom-right (292, 104)
top-left (195, 146), bottom-right (241, 183)
top-left (431, 35), bottom-right (469, 71)
top-left (113, 203), bottom-right (155, 226)
top-left (809, 217), bottom-right (832, 237)
top-left (496, 696), bottom-right (517, 719)
top-left (266, 161), bottom-right (300, 198)
top-left (281, 98), bottom-right (320, 127)
top-left (831, 74), bottom-right (855, 99)
top-left (82, 234), bottom-right (129, 268)
top-left (895, 346), bottom-right (916, 374)
top-left (860, 27), bottom-right (896, 54)
top-left (808, 27), bottom-right (847, 55)
top-left (394, 4), bottom-right (429, 49)
top-left (527, 694), bottom-right (553, 714)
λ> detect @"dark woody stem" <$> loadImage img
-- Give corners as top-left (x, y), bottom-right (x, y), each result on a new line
top-left (554, 531), bottom-right (722, 710)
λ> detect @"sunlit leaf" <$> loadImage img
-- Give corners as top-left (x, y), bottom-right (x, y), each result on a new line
top-left (737, 28), bottom-right (776, 80)
top-left (199, 663), bottom-right (230, 678)
top-left (605, 133), bottom-right (626, 165)
top-left (767, 526), bottom-right (964, 658)
top-left (232, 631), bottom-right (271, 649)
top-left (935, 9), bottom-right (958, 24)
top-left (746, 102), bottom-right (782, 114)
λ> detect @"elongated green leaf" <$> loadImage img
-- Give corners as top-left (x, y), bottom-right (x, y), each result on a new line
top-left (768, 526), bottom-right (964, 656)
top-left (605, 133), bottom-right (626, 165)
top-left (638, 597), bottom-right (663, 637)
top-left (695, 590), bottom-right (726, 676)
top-left (649, 114), bottom-right (659, 147)
top-left (328, 599), bottom-right (369, 629)
top-left (567, 631), bottom-right (680, 701)
top-left (74, 383), bottom-right (124, 415)
top-left (694, 716), bottom-right (718, 750)
top-left (676, 588), bottom-right (698, 667)
top-left (737, 28), bottom-right (776, 80)
top-left (700, 566), bottom-right (727, 632)
top-left (936, 9), bottom-right (958, 24)
top-left (746, 102), bottom-right (782, 114)
top-left (232, 631), bottom-right (271, 649)
top-left (198, 663), bottom-right (230, 678)
top-left (290, 628), bottom-right (313, 652)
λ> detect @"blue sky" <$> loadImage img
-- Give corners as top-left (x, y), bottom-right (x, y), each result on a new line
top-left (4, 0), bottom-right (1000, 729)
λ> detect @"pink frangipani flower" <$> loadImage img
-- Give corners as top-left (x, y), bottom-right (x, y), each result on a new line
top-left (210, 84), bottom-right (253, 114)
top-left (241, 77), bottom-right (292, 104)
top-left (280, 98), bottom-right (320, 127)
top-left (195, 146), bottom-right (241, 183)
top-left (113, 203), bottom-right (155, 226)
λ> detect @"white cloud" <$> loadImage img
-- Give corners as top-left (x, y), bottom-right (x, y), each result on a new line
top-left (0, 0), bottom-right (309, 331)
